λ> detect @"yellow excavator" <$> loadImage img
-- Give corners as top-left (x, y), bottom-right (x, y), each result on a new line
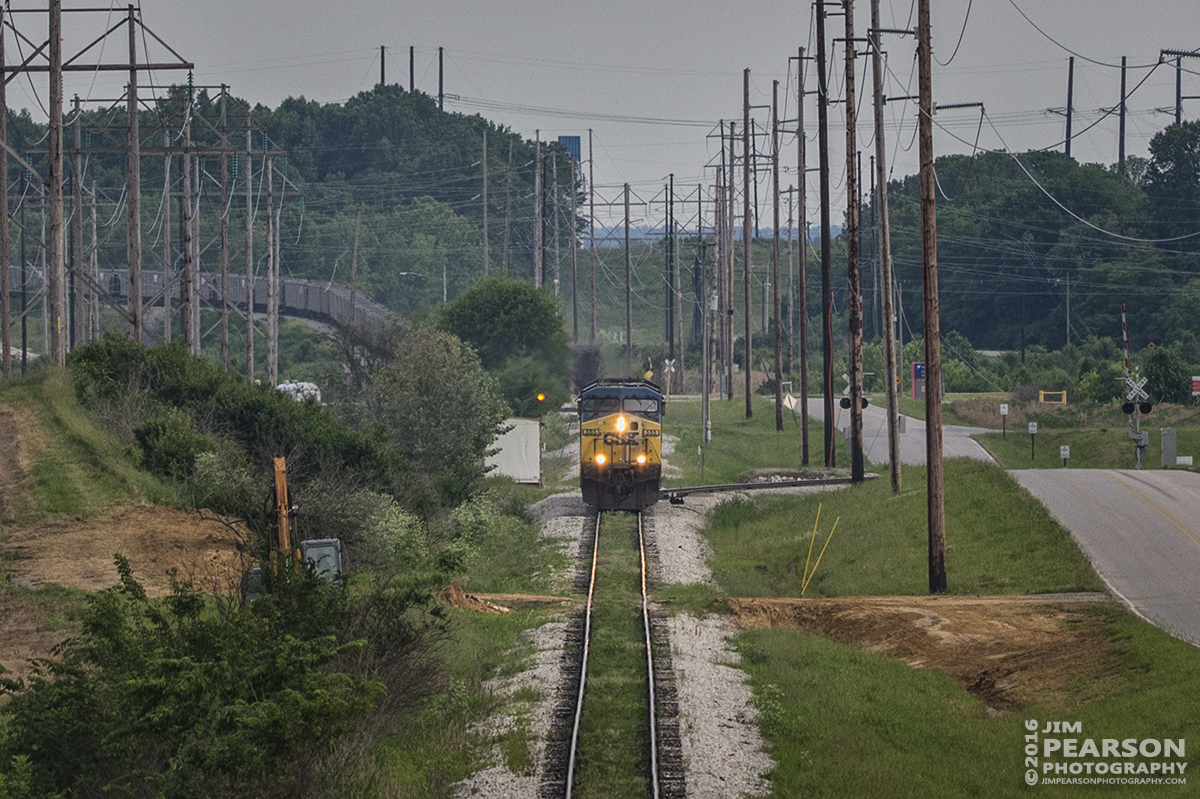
top-left (243, 456), bottom-right (344, 602)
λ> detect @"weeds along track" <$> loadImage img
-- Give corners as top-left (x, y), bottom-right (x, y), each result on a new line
top-left (540, 509), bottom-right (685, 799)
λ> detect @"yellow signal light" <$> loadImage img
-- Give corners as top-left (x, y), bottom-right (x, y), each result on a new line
top-left (636, 454), bottom-right (646, 465)
top-left (616, 416), bottom-right (626, 432)
top-left (537, 393), bottom-right (546, 402)
top-left (595, 454), bottom-right (606, 465)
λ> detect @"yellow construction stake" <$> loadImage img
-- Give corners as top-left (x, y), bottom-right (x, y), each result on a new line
top-left (801, 515), bottom-right (840, 596)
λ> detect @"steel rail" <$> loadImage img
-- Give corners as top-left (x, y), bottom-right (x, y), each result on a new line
top-left (638, 511), bottom-right (661, 799)
top-left (563, 512), bottom-right (601, 798)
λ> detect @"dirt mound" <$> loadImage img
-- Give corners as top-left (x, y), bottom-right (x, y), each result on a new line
top-left (439, 584), bottom-right (512, 614)
top-left (5, 504), bottom-right (249, 598)
top-left (726, 593), bottom-right (1119, 711)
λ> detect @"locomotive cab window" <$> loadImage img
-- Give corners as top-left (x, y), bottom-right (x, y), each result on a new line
top-left (580, 397), bottom-right (621, 421)
top-left (622, 398), bottom-right (660, 419)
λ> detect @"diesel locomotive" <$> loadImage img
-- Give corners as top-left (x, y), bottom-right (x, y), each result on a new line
top-left (578, 379), bottom-right (664, 511)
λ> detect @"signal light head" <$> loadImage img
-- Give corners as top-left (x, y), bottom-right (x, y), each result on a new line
top-left (616, 416), bottom-right (626, 432)
top-left (537, 393), bottom-right (545, 402)
top-left (1139, 401), bottom-right (1152, 415)
top-left (1122, 402), bottom-right (1135, 415)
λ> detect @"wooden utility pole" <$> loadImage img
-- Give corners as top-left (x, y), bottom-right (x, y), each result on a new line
top-left (0, 7), bottom-right (7, 377)
top-left (48, 0), bottom-right (65, 364)
top-left (89, 182), bottom-right (98, 342)
top-left (816, 0), bottom-right (836, 467)
top-left (72, 97), bottom-right (84, 347)
top-left (674, 180), bottom-right (683, 392)
top-left (1065, 56), bottom-right (1075, 158)
top-left (589, 130), bottom-right (596, 342)
top-left (743, 68), bottom-right (753, 418)
top-left (845, 0), bottom-right (865, 483)
top-left (534, 131), bottom-right (542, 287)
top-left (482, 130), bottom-right (489, 276)
top-left (219, 87), bottom-right (230, 371)
top-left (504, 140), bottom-right (514, 271)
top-left (180, 103), bottom-right (195, 353)
top-left (267, 154), bottom-right (277, 385)
top-left (553, 155), bottom-right (561, 296)
top-left (380, 45), bottom-right (385, 86)
top-left (571, 158), bottom-right (579, 342)
top-left (162, 129), bottom-right (172, 342)
top-left (1119, 56), bottom-right (1127, 170)
top-left (872, 0), bottom-right (901, 493)
top-left (409, 46), bottom-right (414, 93)
top-left (438, 46), bottom-right (444, 110)
top-left (624, 183), bottom-right (633, 377)
top-left (727, 121), bottom-right (736, 401)
top-left (798, 46), bottom-right (810, 465)
top-left (918, 0), bottom-right (947, 593)
top-left (245, 128), bottom-right (255, 381)
top-left (772, 80), bottom-right (784, 431)
top-left (715, 126), bottom-right (727, 396)
top-left (122, 3), bottom-right (140, 348)
top-left (665, 177), bottom-right (674, 364)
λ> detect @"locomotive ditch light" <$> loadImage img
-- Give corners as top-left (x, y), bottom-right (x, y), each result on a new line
top-left (595, 454), bottom-right (606, 465)
top-left (636, 454), bottom-right (647, 465)
top-left (616, 416), bottom-right (627, 432)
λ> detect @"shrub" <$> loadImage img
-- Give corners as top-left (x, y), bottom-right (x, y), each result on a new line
top-left (133, 409), bottom-right (220, 480)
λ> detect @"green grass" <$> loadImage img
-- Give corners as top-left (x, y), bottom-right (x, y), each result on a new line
top-left (0, 368), bottom-right (178, 519)
top-left (738, 605), bottom-right (1200, 798)
top-left (371, 607), bottom-right (551, 798)
top-left (978, 424), bottom-right (1200, 471)
top-left (574, 512), bottom-right (651, 799)
top-left (665, 395), bottom-right (855, 486)
top-left (702, 458), bottom-right (1103, 598)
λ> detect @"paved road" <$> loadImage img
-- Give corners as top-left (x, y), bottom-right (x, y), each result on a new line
top-left (803, 398), bottom-right (994, 466)
top-left (1012, 469), bottom-right (1200, 647)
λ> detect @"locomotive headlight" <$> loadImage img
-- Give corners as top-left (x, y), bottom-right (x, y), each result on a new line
top-left (636, 454), bottom-right (647, 465)
top-left (595, 454), bottom-right (606, 465)
top-left (616, 416), bottom-right (626, 432)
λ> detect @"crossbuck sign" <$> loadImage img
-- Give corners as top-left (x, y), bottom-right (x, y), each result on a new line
top-left (1125, 376), bottom-right (1149, 402)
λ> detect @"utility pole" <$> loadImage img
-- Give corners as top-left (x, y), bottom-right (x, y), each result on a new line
top-left (438, 46), bottom-right (444, 110)
top-left (773, 80), bottom-right (784, 432)
top-left (625, 183), bottom-right (633, 377)
top-left (267, 153), bottom-right (277, 385)
top-left (504, 140), bottom-right (514, 271)
top-left (715, 125), bottom-right (727, 397)
top-left (380, 45), bottom-right (385, 86)
top-left (675, 183), bottom-right (683, 392)
top-left (845, 0), bottom-right (865, 484)
top-left (918, 0), bottom-right (947, 593)
top-left (0, 7), bottom-right (7, 377)
top-left (245, 127), bottom-right (255, 382)
top-left (350, 210), bottom-right (361, 326)
top-left (1065, 56), bottom-right (1074, 158)
top-left (409, 46), bottom-right (414, 93)
top-left (798, 46), bottom-right (810, 465)
top-left (123, 3), bottom-right (141, 348)
top-left (553, 155), bottom-right (561, 296)
top-left (589, 130), bottom-right (596, 342)
top-left (816, 0), bottom-right (836, 467)
top-left (219, 87), bottom-right (230, 371)
top-left (89, 182), bottom-right (98, 342)
top-left (534, 131), bottom-right (542, 287)
top-left (872, 0), bottom-right (901, 493)
top-left (48, 0), bottom-right (65, 364)
top-left (180, 99), bottom-right (194, 353)
top-left (571, 157), bottom-right (579, 342)
top-left (726, 122), bottom-right (736, 401)
top-left (482, 130), bottom-right (489, 276)
top-left (665, 176), bottom-right (674, 363)
top-left (743, 68), bottom-right (753, 418)
top-left (162, 128), bottom-right (172, 343)
top-left (1119, 56), bottom-right (1127, 170)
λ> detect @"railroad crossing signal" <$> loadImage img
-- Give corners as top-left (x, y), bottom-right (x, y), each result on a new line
top-left (1125, 376), bottom-right (1149, 402)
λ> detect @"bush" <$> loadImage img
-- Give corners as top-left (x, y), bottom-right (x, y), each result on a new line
top-left (132, 409), bottom-right (220, 480)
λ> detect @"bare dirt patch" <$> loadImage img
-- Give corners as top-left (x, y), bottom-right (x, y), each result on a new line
top-left (725, 593), bottom-right (1119, 711)
top-left (4, 504), bottom-right (248, 598)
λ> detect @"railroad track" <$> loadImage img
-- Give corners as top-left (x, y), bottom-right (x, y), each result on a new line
top-left (541, 509), bottom-right (685, 798)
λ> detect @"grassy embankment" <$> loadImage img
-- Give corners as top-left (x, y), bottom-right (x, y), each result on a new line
top-left (654, 396), bottom-right (1199, 797)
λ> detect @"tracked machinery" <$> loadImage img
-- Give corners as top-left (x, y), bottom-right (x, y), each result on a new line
top-left (242, 456), bottom-right (344, 603)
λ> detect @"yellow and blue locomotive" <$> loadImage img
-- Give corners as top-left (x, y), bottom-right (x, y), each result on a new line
top-left (578, 379), bottom-right (663, 511)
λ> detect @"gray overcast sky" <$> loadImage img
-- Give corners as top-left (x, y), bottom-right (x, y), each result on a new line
top-left (8, 1), bottom-right (1200, 226)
